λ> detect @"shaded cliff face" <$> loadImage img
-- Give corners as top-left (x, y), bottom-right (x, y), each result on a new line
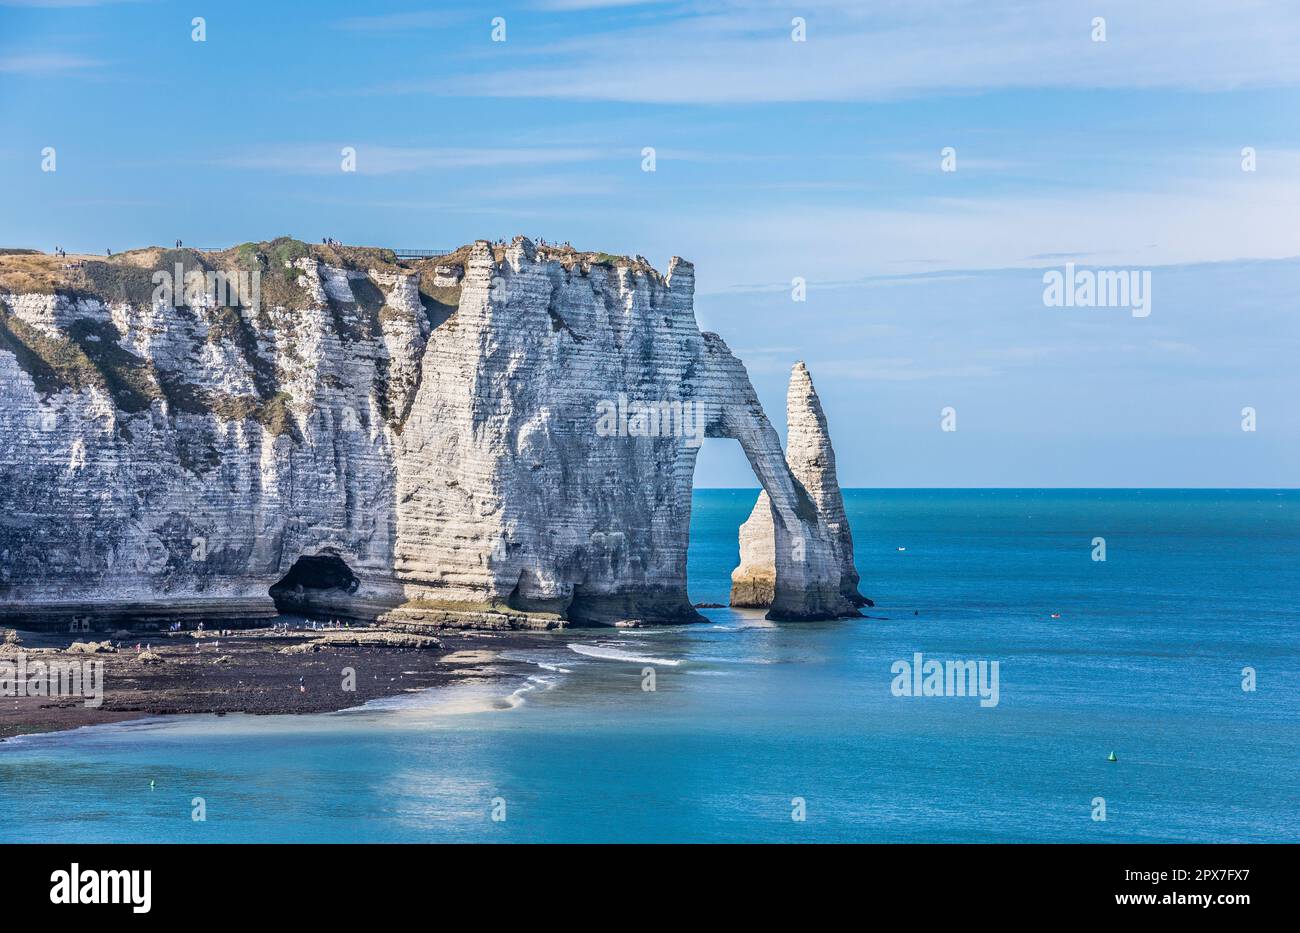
top-left (0, 238), bottom-right (855, 629)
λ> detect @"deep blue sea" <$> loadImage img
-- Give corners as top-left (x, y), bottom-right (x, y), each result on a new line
top-left (1, 490), bottom-right (1296, 843)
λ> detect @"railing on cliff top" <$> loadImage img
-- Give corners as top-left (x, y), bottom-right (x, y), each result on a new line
top-left (391, 249), bottom-right (453, 259)
top-left (192, 247), bottom-right (453, 259)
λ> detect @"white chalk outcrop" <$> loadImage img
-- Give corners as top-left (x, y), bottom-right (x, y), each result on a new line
top-left (730, 362), bottom-right (867, 612)
top-left (0, 238), bottom-right (861, 630)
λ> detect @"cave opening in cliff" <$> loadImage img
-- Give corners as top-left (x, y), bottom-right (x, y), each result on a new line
top-left (269, 553), bottom-right (360, 617)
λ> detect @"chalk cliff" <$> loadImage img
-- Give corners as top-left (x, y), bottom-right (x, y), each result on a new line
top-left (731, 362), bottom-right (868, 611)
top-left (0, 237), bottom-right (861, 630)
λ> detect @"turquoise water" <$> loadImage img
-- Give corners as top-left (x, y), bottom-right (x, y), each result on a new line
top-left (1, 489), bottom-right (1296, 843)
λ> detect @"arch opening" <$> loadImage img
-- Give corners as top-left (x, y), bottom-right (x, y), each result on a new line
top-left (685, 437), bottom-right (760, 610)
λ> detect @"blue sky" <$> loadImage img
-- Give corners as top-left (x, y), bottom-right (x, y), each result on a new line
top-left (1, 0), bottom-right (1297, 486)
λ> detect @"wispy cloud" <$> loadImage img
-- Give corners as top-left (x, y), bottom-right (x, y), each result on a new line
top-left (687, 165), bottom-right (1300, 291)
top-left (217, 144), bottom-right (611, 176)
top-left (0, 1), bottom-right (138, 6)
top-left (0, 52), bottom-right (103, 74)
top-left (532, 0), bottom-right (674, 10)
top-left (478, 173), bottom-right (622, 199)
top-left (389, 0), bottom-right (1300, 103)
top-left (777, 357), bottom-right (999, 382)
top-left (330, 11), bottom-right (463, 32)
top-left (288, 194), bottom-right (535, 217)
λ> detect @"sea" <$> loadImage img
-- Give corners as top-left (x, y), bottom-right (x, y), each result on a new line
top-left (1, 489), bottom-right (1296, 843)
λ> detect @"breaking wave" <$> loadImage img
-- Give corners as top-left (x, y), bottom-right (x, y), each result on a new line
top-left (566, 643), bottom-right (683, 666)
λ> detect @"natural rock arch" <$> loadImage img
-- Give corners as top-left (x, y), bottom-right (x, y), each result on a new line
top-left (0, 236), bottom-right (864, 629)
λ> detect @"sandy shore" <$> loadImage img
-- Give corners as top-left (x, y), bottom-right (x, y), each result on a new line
top-left (0, 625), bottom-right (553, 741)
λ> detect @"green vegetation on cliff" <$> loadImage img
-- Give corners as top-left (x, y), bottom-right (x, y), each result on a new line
top-left (0, 237), bottom-right (480, 450)
top-left (0, 303), bottom-right (300, 446)
top-left (0, 307), bottom-right (159, 412)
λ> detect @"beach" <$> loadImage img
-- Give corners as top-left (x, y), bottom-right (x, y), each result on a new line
top-left (0, 625), bottom-right (549, 741)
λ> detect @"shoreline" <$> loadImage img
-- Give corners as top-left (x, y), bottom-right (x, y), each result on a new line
top-left (0, 625), bottom-right (555, 742)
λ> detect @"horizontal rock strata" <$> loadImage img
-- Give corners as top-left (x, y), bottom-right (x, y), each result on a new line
top-left (0, 238), bottom-right (858, 629)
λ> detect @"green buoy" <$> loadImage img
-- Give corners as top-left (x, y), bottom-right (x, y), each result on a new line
top-left (1107, 751), bottom-right (1117, 762)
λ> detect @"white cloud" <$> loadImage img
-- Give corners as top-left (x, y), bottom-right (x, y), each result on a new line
top-left (0, 1), bottom-right (137, 6)
top-left (0, 52), bottom-right (103, 73)
top-left (407, 0), bottom-right (1300, 103)
top-left (683, 168), bottom-right (1300, 290)
top-left (532, 0), bottom-right (673, 10)
top-left (331, 11), bottom-right (462, 32)
top-left (218, 145), bottom-right (611, 176)
top-left (794, 357), bottom-right (999, 382)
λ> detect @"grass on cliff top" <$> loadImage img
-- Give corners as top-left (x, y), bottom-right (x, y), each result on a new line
top-left (0, 248), bottom-right (216, 304)
top-left (0, 252), bottom-right (71, 295)
top-left (219, 238), bottom-right (457, 337)
top-left (0, 239), bottom-right (428, 337)
top-left (0, 239), bottom-right (396, 305)
top-left (0, 239), bottom-right (650, 297)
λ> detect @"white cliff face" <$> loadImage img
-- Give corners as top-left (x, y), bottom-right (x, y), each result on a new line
top-left (0, 239), bottom-right (856, 630)
top-left (731, 362), bottom-right (868, 613)
top-left (0, 248), bottom-right (413, 627)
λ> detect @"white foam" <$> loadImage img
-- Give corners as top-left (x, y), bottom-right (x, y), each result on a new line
top-left (497, 650), bottom-right (572, 674)
top-left (691, 654), bottom-right (777, 665)
top-left (351, 680), bottom-right (509, 715)
top-left (567, 643), bottom-right (683, 666)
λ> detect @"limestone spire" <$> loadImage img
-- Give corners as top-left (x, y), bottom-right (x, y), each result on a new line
top-left (730, 362), bottom-right (868, 611)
